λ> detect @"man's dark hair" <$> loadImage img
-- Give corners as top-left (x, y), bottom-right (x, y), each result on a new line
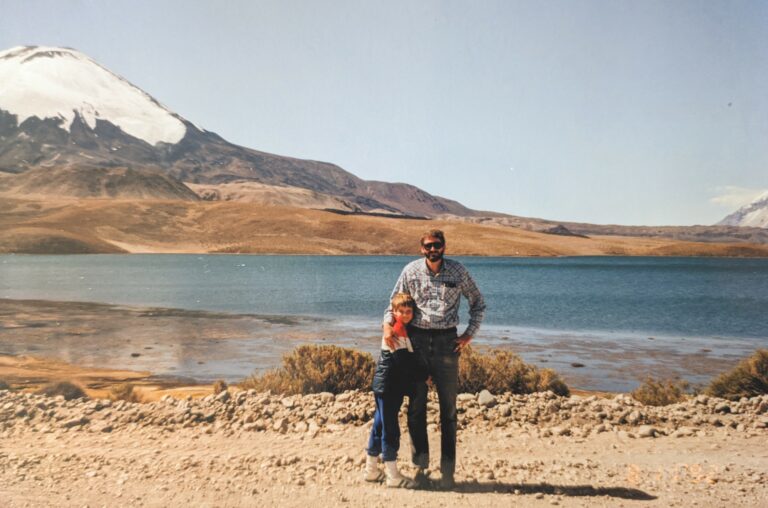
top-left (421, 229), bottom-right (446, 246)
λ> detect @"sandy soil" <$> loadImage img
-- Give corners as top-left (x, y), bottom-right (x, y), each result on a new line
top-left (0, 355), bottom-right (208, 402)
top-left (2, 197), bottom-right (768, 256)
top-left (0, 387), bottom-right (766, 508)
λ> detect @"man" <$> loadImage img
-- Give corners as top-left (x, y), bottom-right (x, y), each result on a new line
top-left (382, 229), bottom-right (485, 489)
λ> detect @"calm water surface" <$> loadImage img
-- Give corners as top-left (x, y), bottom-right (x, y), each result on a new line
top-left (2, 254), bottom-right (767, 338)
top-left (1, 254), bottom-right (767, 390)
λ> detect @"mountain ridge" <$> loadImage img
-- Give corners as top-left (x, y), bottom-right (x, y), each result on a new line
top-left (0, 45), bottom-right (473, 218)
top-left (0, 45), bottom-right (765, 250)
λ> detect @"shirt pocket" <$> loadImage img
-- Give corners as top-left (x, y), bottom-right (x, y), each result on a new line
top-left (439, 278), bottom-right (461, 304)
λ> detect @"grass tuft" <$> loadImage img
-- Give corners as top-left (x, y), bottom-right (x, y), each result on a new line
top-left (36, 381), bottom-right (88, 400)
top-left (459, 348), bottom-right (569, 396)
top-left (706, 349), bottom-right (768, 400)
top-left (239, 345), bottom-right (375, 395)
top-left (212, 379), bottom-right (228, 395)
top-left (109, 383), bottom-right (143, 403)
top-left (631, 377), bottom-right (689, 406)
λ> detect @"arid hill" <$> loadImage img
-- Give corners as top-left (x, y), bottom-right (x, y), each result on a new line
top-left (2, 196), bottom-right (768, 256)
top-left (0, 165), bottom-right (199, 201)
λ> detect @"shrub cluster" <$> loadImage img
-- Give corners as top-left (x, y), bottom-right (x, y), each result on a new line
top-left (239, 345), bottom-right (375, 395)
top-left (239, 345), bottom-right (570, 397)
top-left (235, 347), bottom-right (768, 401)
top-left (706, 349), bottom-right (768, 400)
top-left (36, 381), bottom-right (87, 400)
top-left (109, 383), bottom-right (143, 403)
top-left (458, 348), bottom-right (570, 396)
top-left (631, 377), bottom-right (689, 406)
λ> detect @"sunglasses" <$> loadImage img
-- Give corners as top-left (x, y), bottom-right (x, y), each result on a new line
top-left (422, 242), bottom-right (444, 250)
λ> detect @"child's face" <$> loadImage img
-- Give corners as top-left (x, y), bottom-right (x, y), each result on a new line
top-left (394, 305), bottom-right (413, 324)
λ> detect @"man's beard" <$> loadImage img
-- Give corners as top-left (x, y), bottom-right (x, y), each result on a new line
top-left (424, 250), bottom-right (444, 262)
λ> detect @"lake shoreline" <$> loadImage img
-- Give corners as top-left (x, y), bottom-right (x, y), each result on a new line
top-left (1, 297), bottom-right (761, 393)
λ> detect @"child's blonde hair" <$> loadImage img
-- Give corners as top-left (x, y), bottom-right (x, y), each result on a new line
top-left (391, 292), bottom-right (415, 311)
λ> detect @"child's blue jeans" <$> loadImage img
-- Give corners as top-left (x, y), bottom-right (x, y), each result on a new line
top-left (366, 391), bottom-right (406, 461)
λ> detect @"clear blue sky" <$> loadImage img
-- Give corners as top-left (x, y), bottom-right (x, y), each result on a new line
top-left (1, 0), bottom-right (766, 225)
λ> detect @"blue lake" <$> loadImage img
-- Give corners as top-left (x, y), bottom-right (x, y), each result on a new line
top-left (2, 254), bottom-right (767, 338)
top-left (1, 254), bottom-right (767, 391)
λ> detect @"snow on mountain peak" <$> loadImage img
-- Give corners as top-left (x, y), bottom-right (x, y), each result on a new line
top-left (0, 45), bottom-right (186, 145)
top-left (718, 189), bottom-right (768, 228)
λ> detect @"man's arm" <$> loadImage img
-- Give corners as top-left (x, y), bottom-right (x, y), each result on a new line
top-left (455, 268), bottom-right (485, 351)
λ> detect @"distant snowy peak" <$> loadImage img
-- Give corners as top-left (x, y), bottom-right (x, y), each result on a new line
top-left (0, 45), bottom-right (186, 145)
top-left (718, 190), bottom-right (768, 228)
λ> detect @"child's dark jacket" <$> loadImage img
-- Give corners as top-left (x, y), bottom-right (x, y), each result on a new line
top-left (372, 348), bottom-right (419, 395)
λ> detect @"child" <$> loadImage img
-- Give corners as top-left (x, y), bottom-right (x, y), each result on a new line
top-left (364, 293), bottom-right (418, 488)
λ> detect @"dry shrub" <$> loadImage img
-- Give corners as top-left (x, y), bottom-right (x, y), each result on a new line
top-left (239, 345), bottom-right (375, 395)
top-left (631, 378), bottom-right (689, 406)
top-left (459, 348), bottom-right (569, 396)
top-left (212, 379), bottom-right (228, 395)
top-left (0, 379), bottom-right (9, 390)
top-left (36, 381), bottom-right (87, 400)
top-left (109, 383), bottom-right (143, 403)
top-left (706, 349), bottom-right (768, 400)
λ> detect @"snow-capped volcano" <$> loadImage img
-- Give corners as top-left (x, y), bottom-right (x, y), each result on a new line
top-left (0, 45), bottom-right (186, 145)
top-left (718, 190), bottom-right (768, 228)
top-left (0, 45), bottom-right (473, 216)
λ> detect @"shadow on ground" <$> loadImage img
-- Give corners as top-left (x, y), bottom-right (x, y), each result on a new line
top-left (419, 480), bottom-right (655, 500)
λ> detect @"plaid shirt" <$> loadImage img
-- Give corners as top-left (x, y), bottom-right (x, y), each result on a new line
top-left (384, 258), bottom-right (486, 337)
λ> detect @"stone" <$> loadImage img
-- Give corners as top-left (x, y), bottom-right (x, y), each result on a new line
top-left (307, 420), bottom-right (320, 438)
top-left (336, 392), bottom-right (352, 403)
top-left (93, 422), bottom-right (114, 433)
top-left (497, 404), bottom-right (512, 417)
top-left (478, 390), bottom-right (497, 408)
top-left (626, 410), bottom-right (642, 425)
top-left (457, 393), bottom-right (476, 402)
top-left (695, 395), bottom-right (709, 405)
top-left (637, 425), bottom-right (657, 438)
top-left (215, 391), bottom-right (231, 404)
top-left (671, 426), bottom-right (697, 438)
top-left (714, 402), bottom-right (731, 414)
top-left (273, 418), bottom-right (288, 433)
top-left (62, 417), bottom-right (89, 428)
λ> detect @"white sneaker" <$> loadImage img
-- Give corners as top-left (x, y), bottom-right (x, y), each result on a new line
top-left (363, 455), bottom-right (384, 482)
top-left (384, 461), bottom-right (415, 489)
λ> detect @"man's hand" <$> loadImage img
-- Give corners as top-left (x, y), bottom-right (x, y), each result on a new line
top-left (382, 322), bottom-right (396, 352)
top-left (454, 333), bottom-right (472, 352)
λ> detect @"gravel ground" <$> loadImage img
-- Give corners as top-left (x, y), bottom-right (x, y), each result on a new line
top-left (1, 388), bottom-right (766, 507)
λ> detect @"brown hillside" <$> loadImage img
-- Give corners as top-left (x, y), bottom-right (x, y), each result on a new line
top-left (0, 165), bottom-right (199, 201)
top-left (1, 197), bottom-right (768, 256)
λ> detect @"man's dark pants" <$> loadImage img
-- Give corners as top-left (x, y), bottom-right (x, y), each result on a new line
top-left (406, 326), bottom-right (459, 477)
